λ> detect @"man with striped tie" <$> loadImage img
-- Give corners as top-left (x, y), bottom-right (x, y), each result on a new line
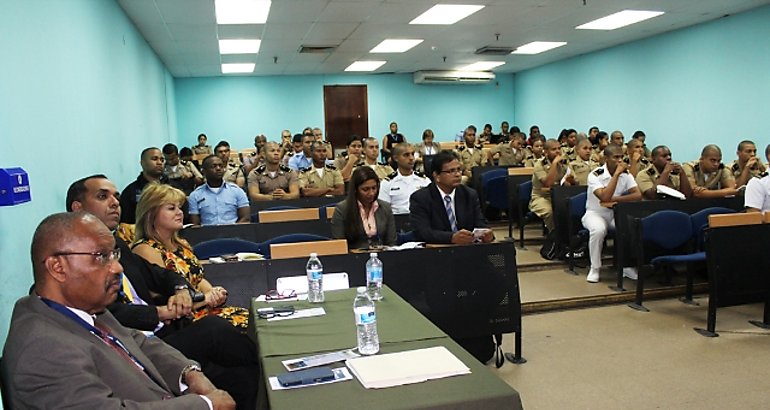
top-left (1, 212), bottom-right (236, 409)
top-left (409, 150), bottom-right (494, 244)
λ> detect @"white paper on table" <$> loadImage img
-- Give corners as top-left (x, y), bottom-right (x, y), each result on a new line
top-left (560, 165), bottom-right (573, 186)
top-left (656, 185), bottom-right (686, 200)
top-left (269, 367), bottom-right (352, 390)
top-left (384, 242), bottom-right (425, 251)
top-left (472, 228), bottom-right (492, 241)
top-left (267, 307), bottom-right (325, 322)
top-left (282, 349), bottom-right (360, 371)
top-left (345, 346), bottom-right (471, 389)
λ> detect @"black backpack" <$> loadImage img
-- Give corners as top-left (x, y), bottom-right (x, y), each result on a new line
top-left (540, 229), bottom-right (561, 260)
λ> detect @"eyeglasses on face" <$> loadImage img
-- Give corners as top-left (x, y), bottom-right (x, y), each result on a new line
top-left (440, 167), bottom-right (462, 174)
top-left (50, 248), bottom-right (121, 265)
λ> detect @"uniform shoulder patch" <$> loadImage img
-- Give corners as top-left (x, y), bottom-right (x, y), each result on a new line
top-left (731, 163), bottom-right (739, 172)
top-left (760, 171), bottom-right (769, 178)
top-left (646, 166), bottom-right (656, 176)
top-left (414, 170), bottom-right (426, 178)
top-left (279, 164), bottom-right (292, 172)
top-left (593, 168), bottom-right (605, 176)
top-left (299, 167), bottom-right (312, 173)
top-left (324, 163), bottom-right (337, 170)
top-left (718, 163), bottom-right (725, 169)
top-left (256, 165), bottom-right (266, 173)
top-left (378, 161), bottom-right (389, 166)
top-left (386, 171), bottom-right (398, 179)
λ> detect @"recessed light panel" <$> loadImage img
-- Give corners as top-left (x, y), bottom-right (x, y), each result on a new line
top-left (219, 39), bottom-right (261, 54)
top-left (215, 0), bottom-right (271, 24)
top-left (222, 63), bottom-right (255, 74)
top-left (460, 61), bottom-right (505, 71)
top-left (576, 10), bottom-right (664, 30)
top-left (344, 61), bottom-right (387, 72)
top-left (410, 4), bottom-right (484, 25)
top-left (512, 41), bottom-right (567, 55)
top-left (370, 39), bottom-right (424, 53)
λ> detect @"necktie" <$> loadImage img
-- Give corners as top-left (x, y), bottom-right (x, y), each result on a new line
top-left (444, 195), bottom-right (458, 232)
top-left (93, 320), bottom-right (166, 392)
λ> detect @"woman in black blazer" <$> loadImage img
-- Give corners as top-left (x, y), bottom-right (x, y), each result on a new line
top-left (331, 167), bottom-right (397, 249)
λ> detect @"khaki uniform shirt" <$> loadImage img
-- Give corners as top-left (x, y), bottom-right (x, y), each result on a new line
top-left (532, 157), bottom-right (568, 199)
top-left (636, 164), bottom-right (681, 195)
top-left (568, 157), bottom-right (598, 186)
top-left (361, 161), bottom-right (394, 181)
top-left (223, 161), bottom-right (243, 185)
top-left (458, 146), bottom-right (485, 175)
top-left (164, 160), bottom-right (202, 181)
top-left (192, 145), bottom-right (212, 155)
top-left (590, 147), bottom-right (604, 164)
top-left (683, 161), bottom-right (733, 190)
top-left (727, 160), bottom-right (766, 181)
top-left (247, 165), bottom-right (297, 195)
top-left (524, 154), bottom-right (543, 168)
top-left (490, 143), bottom-right (526, 166)
top-left (333, 153), bottom-right (364, 171)
top-left (560, 144), bottom-right (577, 161)
top-left (298, 165), bottom-right (343, 190)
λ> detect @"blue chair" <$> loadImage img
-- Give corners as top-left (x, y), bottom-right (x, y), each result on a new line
top-left (565, 191), bottom-right (588, 274)
top-left (257, 233), bottom-right (331, 259)
top-left (516, 180), bottom-right (543, 249)
top-left (251, 205), bottom-right (300, 223)
top-left (318, 203), bottom-right (339, 220)
top-left (629, 210), bottom-right (694, 312)
top-left (480, 168), bottom-right (508, 189)
top-left (485, 175), bottom-right (509, 214)
top-left (193, 238), bottom-right (262, 259)
top-left (690, 207), bottom-right (735, 251)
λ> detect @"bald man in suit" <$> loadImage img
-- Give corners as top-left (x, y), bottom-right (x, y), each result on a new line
top-left (1, 212), bottom-right (235, 409)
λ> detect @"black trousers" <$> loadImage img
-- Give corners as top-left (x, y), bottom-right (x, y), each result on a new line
top-left (159, 315), bottom-right (259, 410)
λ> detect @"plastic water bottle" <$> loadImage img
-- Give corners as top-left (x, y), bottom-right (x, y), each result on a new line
top-left (306, 252), bottom-right (324, 303)
top-left (353, 287), bottom-right (379, 355)
top-left (366, 252), bottom-right (383, 301)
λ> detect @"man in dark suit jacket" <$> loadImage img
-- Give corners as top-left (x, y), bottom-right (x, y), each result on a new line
top-left (410, 150), bottom-right (495, 244)
top-left (2, 212), bottom-right (235, 409)
top-left (66, 175), bottom-right (258, 409)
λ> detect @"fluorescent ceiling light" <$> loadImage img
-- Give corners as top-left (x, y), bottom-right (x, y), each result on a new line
top-left (215, 0), bottom-right (271, 24)
top-left (345, 61), bottom-right (386, 72)
top-left (459, 61), bottom-right (505, 71)
top-left (219, 39), bottom-right (261, 54)
top-left (512, 41), bottom-right (567, 55)
top-left (410, 4), bottom-right (484, 25)
top-left (222, 63), bottom-right (255, 74)
top-left (576, 10), bottom-right (664, 30)
top-left (370, 39), bottom-right (424, 53)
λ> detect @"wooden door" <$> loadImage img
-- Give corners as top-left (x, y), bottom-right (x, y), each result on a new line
top-left (323, 85), bottom-right (368, 149)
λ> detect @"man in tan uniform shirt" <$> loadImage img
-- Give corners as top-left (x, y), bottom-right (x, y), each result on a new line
top-left (565, 139), bottom-right (598, 186)
top-left (728, 140), bottom-right (766, 188)
top-left (635, 145), bottom-right (693, 200)
top-left (247, 142), bottom-right (300, 201)
top-left (682, 144), bottom-right (739, 198)
top-left (530, 139), bottom-right (571, 231)
top-left (298, 142), bottom-right (344, 197)
top-left (457, 125), bottom-right (485, 184)
top-left (487, 133), bottom-right (526, 166)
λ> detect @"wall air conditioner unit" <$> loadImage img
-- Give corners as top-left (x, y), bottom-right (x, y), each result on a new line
top-left (413, 70), bottom-right (495, 85)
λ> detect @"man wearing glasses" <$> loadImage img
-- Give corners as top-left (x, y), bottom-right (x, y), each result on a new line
top-left (409, 150), bottom-right (494, 244)
top-left (65, 174), bottom-right (259, 408)
top-left (2, 211), bottom-right (236, 409)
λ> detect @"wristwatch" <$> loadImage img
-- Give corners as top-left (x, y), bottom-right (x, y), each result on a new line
top-left (181, 363), bottom-right (202, 384)
top-left (174, 284), bottom-right (193, 297)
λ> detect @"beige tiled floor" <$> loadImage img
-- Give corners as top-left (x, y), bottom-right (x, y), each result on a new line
top-left (489, 299), bottom-right (770, 409)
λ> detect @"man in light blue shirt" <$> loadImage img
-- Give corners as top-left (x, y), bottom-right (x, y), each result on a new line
top-left (288, 132), bottom-right (314, 171)
top-left (189, 155), bottom-right (250, 225)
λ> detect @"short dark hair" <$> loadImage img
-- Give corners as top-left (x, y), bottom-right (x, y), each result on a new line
top-left (484, 123), bottom-right (492, 130)
top-left (604, 144), bottom-right (623, 157)
top-left (422, 129), bottom-right (434, 140)
top-left (530, 125), bottom-right (540, 132)
top-left (431, 150), bottom-right (459, 177)
top-left (596, 131), bottom-right (609, 141)
top-left (179, 147), bottom-right (193, 157)
top-left (632, 130), bottom-right (646, 139)
top-left (737, 140), bottom-right (755, 152)
top-left (347, 134), bottom-right (363, 146)
top-left (65, 174), bottom-right (108, 212)
top-left (198, 133), bottom-right (207, 139)
top-left (310, 141), bottom-right (325, 152)
top-left (162, 143), bottom-right (178, 155)
top-left (510, 126), bottom-right (521, 133)
top-left (292, 133), bottom-right (303, 143)
top-left (466, 125), bottom-right (477, 133)
top-left (201, 155), bottom-right (219, 169)
top-left (651, 145), bottom-right (669, 158)
top-left (589, 126), bottom-right (599, 133)
top-left (214, 141), bottom-right (230, 152)
top-left (140, 147), bottom-right (160, 160)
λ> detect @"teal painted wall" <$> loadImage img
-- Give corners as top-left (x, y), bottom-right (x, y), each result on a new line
top-left (174, 73), bottom-right (515, 148)
top-left (513, 5), bottom-right (770, 162)
top-left (0, 0), bottom-right (175, 349)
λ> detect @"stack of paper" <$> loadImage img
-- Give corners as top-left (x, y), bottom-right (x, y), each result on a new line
top-left (345, 346), bottom-right (471, 389)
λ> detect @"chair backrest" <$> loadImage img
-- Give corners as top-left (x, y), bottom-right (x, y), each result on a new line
top-left (192, 238), bottom-right (261, 259)
top-left (485, 176), bottom-right (509, 209)
top-left (257, 233), bottom-right (331, 258)
top-left (269, 239), bottom-right (348, 260)
top-left (276, 272), bottom-right (350, 294)
top-left (480, 168), bottom-right (507, 187)
top-left (568, 191), bottom-right (588, 218)
top-left (640, 210), bottom-right (692, 250)
top-left (251, 205), bottom-right (301, 223)
top-left (318, 203), bottom-right (338, 220)
top-left (508, 167), bottom-right (534, 176)
top-left (258, 208), bottom-right (319, 223)
top-left (708, 212), bottom-right (762, 228)
top-left (690, 207), bottom-right (736, 249)
top-left (518, 180), bottom-right (533, 203)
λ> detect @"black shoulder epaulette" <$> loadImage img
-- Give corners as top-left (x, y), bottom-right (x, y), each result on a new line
top-left (256, 165), bottom-right (266, 173)
top-left (566, 148), bottom-right (574, 155)
top-left (324, 163), bottom-right (337, 170)
top-left (299, 167), bottom-right (311, 173)
top-left (759, 171), bottom-right (769, 178)
top-left (731, 163), bottom-right (739, 172)
top-left (593, 168), bottom-right (605, 176)
top-left (475, 144), bottom-right (483, 149)
top-left (560, 158), bottom-right (568, 165)
top-left (693, 163), bottom-right (700, 172)
top-left (279, 164), bottom-right (292, 172)
top-left (646, 167), bottom-right (656, 176)
top-left (414, 170), bottom-right (426, 178)
top-left (641, 158), bottom-right (649, 165)
top-left (623, 157), bottom-right (630, 164)
top-left (526, 155), bottom-right (534, 160)
top-left (250, 151), bottom-right (257, 157)
top-left (386, 171), bottom-right (397, 180)
top-left (287, 152), bottom-right (294, 157)
top-left (180, 160), bottom-right (189, 165)
top-left (718, 163), bottom-right (724, 169)
top-left (340, 151), bottom-right (349, 158)
top-left (457, 145), bottom-right (465, 151)
top-left (377, 161), bottom-right (389, 166)
top-left (560, 143), bottom-right (567, 148)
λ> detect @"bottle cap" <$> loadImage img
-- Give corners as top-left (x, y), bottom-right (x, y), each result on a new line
top-left (357, 286), bottom-right (366, 293)
top-left (310, 252), bottom-right (318, 257)
top-left (370, 252), bottom-right (378, 257)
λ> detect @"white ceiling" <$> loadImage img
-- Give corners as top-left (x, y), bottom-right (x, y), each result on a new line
top-left (117, 0), bottom-right (770, 77)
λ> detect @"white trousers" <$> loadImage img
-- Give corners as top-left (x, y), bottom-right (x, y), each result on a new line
top-left (581, 210), bottom-right (615, 270)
